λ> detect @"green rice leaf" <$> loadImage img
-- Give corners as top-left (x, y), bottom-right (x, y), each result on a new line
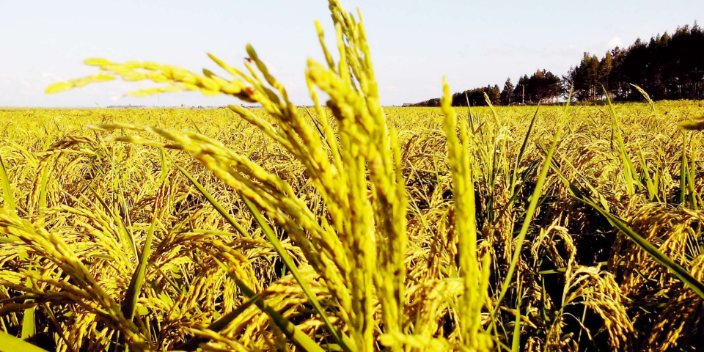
top-left (175, 159), bottom-right (353, 351)
top-left (241, 197), bottom-right (355, 352)
top-left (580, 197), bottom-right (704, 299)
top-left (173, 160), bottom-right (250, 238)
top-left (218, 262), bottom-right (327, 352)
top-left (494, 88), bottom-right (573, 313)
top-left (121, 216), bottom-right (157, 320)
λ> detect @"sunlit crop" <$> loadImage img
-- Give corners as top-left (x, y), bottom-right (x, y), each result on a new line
top-left (2, 1), bottom-right (704, 351)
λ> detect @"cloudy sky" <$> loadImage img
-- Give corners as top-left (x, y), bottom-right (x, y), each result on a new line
top-left (1, 0), bottom-right (701, 107)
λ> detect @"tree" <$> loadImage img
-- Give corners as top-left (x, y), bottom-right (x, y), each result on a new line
top-left (514, 75), bottom-right (529, 104)
top-left (599, 52), bottom-right (613, 93)
top-left (565, 53), bottom-right (603, 101)
top-left (500, 78), bottom-right (514, 105)
top-left (413, 22), bottom-right (704, 105)
top-left (489, 84), bottom-right (501, 105)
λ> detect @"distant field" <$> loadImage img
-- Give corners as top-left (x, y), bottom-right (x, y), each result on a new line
top-left (1, 102), bottom-right (704, 351)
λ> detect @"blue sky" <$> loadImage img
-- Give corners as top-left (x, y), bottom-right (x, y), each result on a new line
top-left (1, 0), bottom-right (701, 107)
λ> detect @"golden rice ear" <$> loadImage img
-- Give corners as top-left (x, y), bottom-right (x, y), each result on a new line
top-left (561, 267), bottom-right (634, 350)
top-left (630, 83), bottom-right (656, 113)
top-left (45, 74), bottom-right (116, 94)
top-left (644, 253), bottom-right (704, 351)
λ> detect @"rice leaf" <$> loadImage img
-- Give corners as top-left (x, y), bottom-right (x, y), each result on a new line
top-left (511, 275), bottom-right (522, 352)
top-left (241, 197), bottom-right (355, 352)
top-left (494, 88), bottom-right (573, 312)
top-left (580, 197), bottom-right (704, 299)
top-left (173, 160), bottom-right (250, 238)
top-left (21, 307), bottom-right (35, 340)
top-left (636, 146), bottom-right (658, 201)
top-left (483, 92), bottom-right (500, 126)
top-left (680, 135), bottom-right (688, 204)
top-left (0, 153), bottom-right (16, 212)
top-left (605, 87), bottom-right (639, 196)
top-left (177, 294), bottom-right (260, 350)
top-left (495, 104), bottom-right (540, 223)
top-left (175, 158), bottom-right (353, 351)
top-left (0, 331), bottom-right (48, 352)
top-left (218, 262), bottom-right (327, 352)
top-left (121, 216), bottom-right (157, 320)
top-left (38, 161), bottom-right (50, 211)
top-left (40, 303), bottom-right (75, 352)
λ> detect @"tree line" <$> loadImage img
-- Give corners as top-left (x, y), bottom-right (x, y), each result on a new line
top-left (412, 23), bottom-right (704, 106)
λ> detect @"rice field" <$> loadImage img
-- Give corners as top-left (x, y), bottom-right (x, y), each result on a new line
top-left (2, 1), bottom-right (704, 351)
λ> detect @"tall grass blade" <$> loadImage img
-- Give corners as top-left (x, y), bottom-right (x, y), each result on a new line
top-left (494, 88), bottom-right (573, 313)
top-left (636, 146), bottom-right (658, 201)
top-left (680, 135), bottom-right (688, 204)
top-left (579, 197), bottom-right (704, 299)
top-left (0, 331), bottom-right (48, 352)
top-left (497, 104), bottom-right (541, 223)
top-left (121, 216), bottom-right (156, 320)
top-left (175, 157), bottom-right (352, 351)
top-left (511, 275), bottom-right (522, 352)
top-left (0, 153), bottom-right (16, 212)
top-left (219, 264), bottom-right (326, 352)
top-left (686, 136), bottom-right (699, 210)
top-left (21, 307), bottom-right (35, 340)
top-left (604, 87), bottom-right (639, 196)
top-left (241, 196), bottom-right (355, 352)
top-left (173, 160), bottom-right (250, 238)
top-left (38, 162), bottom-right (50, 211)
top-left (177, 295), bottom-right (259, 350)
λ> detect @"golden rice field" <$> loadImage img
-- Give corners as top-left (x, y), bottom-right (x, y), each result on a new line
top-left (2, 1), bottom-right (704, 351)
top-left (2, 101), bottom-right (704, 352)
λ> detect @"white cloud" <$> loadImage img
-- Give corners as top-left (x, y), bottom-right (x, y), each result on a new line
top-left (607, 36), bottom-right (623, 49)
top-left (586, 37), bottom-right (624, 57)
